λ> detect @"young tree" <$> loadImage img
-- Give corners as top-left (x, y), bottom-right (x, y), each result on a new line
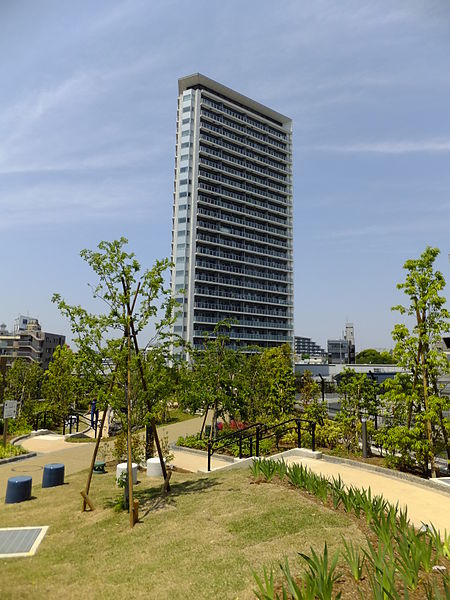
top-left (42, 346), bottom-right (79, 417)
top-left (391, 246), bottom-right (450, 477)
top-left (3, 359), bottom-right (43, 425)
top-left (336, 368), bottom-right (378, 452)
top-left (183, 322), bottom-right (244, 438)
top-left (298, 369), bottom-right (326, 423)
top-left (53, 238), bottom-right (180, 518)
top-left (251, 344), bottom-right (296, 422)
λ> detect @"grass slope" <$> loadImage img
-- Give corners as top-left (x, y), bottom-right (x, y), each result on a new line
top-left (0, 467), bottom-right (360, 600)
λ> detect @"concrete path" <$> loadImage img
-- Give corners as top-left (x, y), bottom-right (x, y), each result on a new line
top-left (0, 415), bottom-right (211, 499)
top-left (283, 455), bottom-right (450, 533)
top-left (0, 442), bottom-right (95, 500)
top-left (21, 434), bottom-right (79, 453)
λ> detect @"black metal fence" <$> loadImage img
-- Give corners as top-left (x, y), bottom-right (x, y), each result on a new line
top-left (33, 409), bottom-right (99, 437)
top-left (206, 417), bottom-right (316, 471)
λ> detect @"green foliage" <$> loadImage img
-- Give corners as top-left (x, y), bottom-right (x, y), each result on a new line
top-left (375, 424), bottom-right (430, 473)
top-left (364, 541), bottom-right (399, 600)
top-left (176, 434), bottom-right (208, 451)
top-left (315, 419), bottom-right (344, 450)
top-left (112, 430), bottom-right (146, 464)
top-left (356, 348), bottom-right (396, 364)
top-left (341, 537), bottom-right (365, 581)
top-left (3, 359), bottom-right (43, 426)
top-left (391, 246), bottom-right (450, 476)
top-left (255, 344), bottom-right (296, 421)
top-left (182, 321), bottom-right (246, 433)
top-left (53, 238), bottom-right (181, 457)
top-left (298, 370), bottom-right (327, 423)
top-left (257, 458), bottom-right (279, 481)
top-left (0, 443), bottom-right (28, 459)
top-left (252, 458), bottom-right (450, 599)
top-left (41, 346), bottom-right (79, 417)
top-left (299, 543), bottom-right (342, 600)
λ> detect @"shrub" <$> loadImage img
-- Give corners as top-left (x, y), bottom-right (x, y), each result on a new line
top-left (176, 434), bottom-right (208, 451)
top-left (0, 443), bottom-right (28, 460)
top-left (315, 419), bottom-right (344, 450)
top-left (113, 430), bottom-right (146, 464)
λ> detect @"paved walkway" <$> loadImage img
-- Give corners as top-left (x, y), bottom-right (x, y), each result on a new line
top-left (0, 415), bottom-right (214, 498)
top-left (283, 455), bottom-right (450, 533)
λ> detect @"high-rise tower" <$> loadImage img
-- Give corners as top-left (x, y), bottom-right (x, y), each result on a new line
top-left (170, 74), bottom-right (293, 350)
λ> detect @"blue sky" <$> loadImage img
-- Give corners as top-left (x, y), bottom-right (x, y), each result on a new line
top-left (1, 0), bottom-right (449, 350)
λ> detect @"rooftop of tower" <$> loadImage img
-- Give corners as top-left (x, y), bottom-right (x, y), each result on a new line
top-left (178, 73), bottom-right (292, 128)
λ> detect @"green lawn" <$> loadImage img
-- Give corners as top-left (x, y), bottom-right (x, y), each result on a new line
top-left (0, 466), bottom-right (360, 599)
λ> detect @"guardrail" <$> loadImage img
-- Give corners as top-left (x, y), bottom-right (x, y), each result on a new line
top-left (206, 417), bottom-right (316, 471)
top-left (33, 409), bottom-right (99, 437)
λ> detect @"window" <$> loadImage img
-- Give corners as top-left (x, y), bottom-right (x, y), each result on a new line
top-left (181, 142), bottom-right (190, 148)
top-left (176, 270), bottom-right (185, 276)
top-left (180, 167), bottom-right (188, 173)
top-left (182, 106), bottom-right (191, 113)
top-left (182, 118), bottom-right (190, 124)
top-left (181, 130), bottom-right (190, 137)
top-left (178, 217), bottom-right (186, 223)
top-left (179, 179), bottom-right (188, 185)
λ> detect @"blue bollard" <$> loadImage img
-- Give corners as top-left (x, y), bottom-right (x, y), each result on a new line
top-left (42, 463), bottom-right (65, 488)
top-left (5, 476), bottom-right (32, 503)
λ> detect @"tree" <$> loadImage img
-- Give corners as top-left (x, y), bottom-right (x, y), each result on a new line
top-left (298, 369), bottom-right (326, 423)
top-left (251, 344), bottom-right (296, 422)
top-left (42, 346), bottom-right (79, 417)
top-left (182, 322), bottom-right (244, 437)
top-left (356, 348), bottom-right (396, 365)
top-left (3, 359), bottom-right (43, 426)
top-left (53, 237), bottom-right (180, 519)
top-left (391, 246), bottom-right (450, 477)
top-left (336, 368), bottom-right (378, 451)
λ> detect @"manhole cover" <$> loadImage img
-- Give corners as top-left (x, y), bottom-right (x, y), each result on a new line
top-left (11, 465), bottom-right (43, 473)
top-left (0, 526), bottom-right (48, 558)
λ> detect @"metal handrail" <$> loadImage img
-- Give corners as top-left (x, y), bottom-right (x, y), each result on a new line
top-left (206, 416), bottom-right (316, 471)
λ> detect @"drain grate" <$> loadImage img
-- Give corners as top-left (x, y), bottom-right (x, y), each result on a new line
top-left (0, 526), bottom-right (48, 558)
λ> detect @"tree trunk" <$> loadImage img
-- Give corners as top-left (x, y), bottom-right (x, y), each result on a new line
top-left (199, 405), bottom-right (209, 439)
top-left (438, 407), bottom-right (450, 472)
top-left (210, 402), bottom-right (218, 441)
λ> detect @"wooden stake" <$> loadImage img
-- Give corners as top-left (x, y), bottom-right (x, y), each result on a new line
top-left (80, 490), bottom-right (95, 511)
top-left (163, 468), bottom-right (172, 494)
top-left (132, 499), bottom-right (139, 525)
top-left (126, 315), bottom-right (134, 528)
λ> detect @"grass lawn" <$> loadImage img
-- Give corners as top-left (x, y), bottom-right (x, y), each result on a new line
top-left (161, 408), bottom-right (198, 425)
top-left (0, 466), bottom-right (361, 600)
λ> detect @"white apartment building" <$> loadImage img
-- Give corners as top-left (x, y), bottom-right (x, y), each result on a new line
top-left (170, 74), bottom-right (293, 350)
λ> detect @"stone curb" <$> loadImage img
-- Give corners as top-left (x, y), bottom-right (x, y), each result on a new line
top-left (11, 429), bottom-right (53, 446)
top-left (0, 452), bottom-right (37, 466)
top-left (319, 453), bottom-right (450, 496)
